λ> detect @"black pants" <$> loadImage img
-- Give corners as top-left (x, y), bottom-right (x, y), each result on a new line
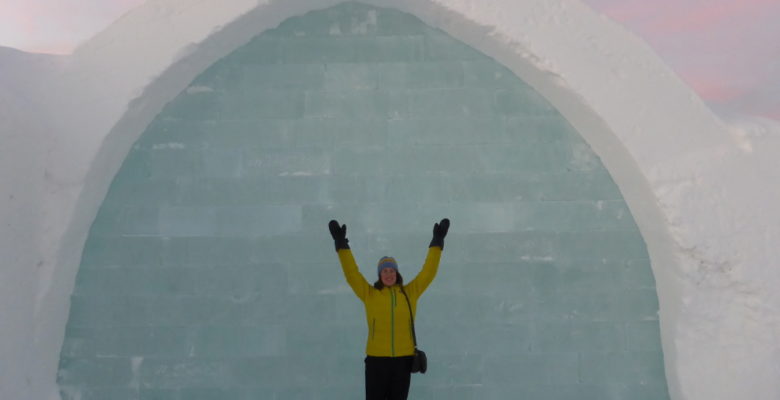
top-left (365, 356), bottom-right (414, 400)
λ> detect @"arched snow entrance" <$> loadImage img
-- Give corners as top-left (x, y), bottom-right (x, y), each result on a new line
top-left (58, 3), bottom-right (669, 399)
top-left (27, 1), bottom-right (767, 400)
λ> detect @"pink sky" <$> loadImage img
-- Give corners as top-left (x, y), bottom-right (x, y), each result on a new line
top-left (585, 0), bottom-right (780, 119)
top-left (0, 0), bottom-right (145, 54)
top-left (1, 0), bottom-right (778, 119)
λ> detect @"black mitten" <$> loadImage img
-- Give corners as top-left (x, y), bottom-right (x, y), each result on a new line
top-left (328, 220), bottom-right (350, 251)
top-left (429, 218), bottom-right (450, 248)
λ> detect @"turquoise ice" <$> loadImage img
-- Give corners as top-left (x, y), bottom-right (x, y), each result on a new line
top-left (58, 2), bottom-right (669, 399)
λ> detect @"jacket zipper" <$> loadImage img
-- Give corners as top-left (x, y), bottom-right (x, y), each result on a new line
top-left (390, 287), bottom-right (396, 356)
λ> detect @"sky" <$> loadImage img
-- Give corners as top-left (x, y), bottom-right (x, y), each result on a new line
top-left (0, 0), bottom-right (778, 120)
top-left (584, 0), bottom-right (780, 120)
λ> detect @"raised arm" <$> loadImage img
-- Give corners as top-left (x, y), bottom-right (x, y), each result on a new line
top-left (406, 218), bottom-right (450, 297)
top-left (329, 220), bottom-right (370, 301)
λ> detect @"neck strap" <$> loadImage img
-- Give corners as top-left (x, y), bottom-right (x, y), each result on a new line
top-left (398, 286), bottom-right (418, 348)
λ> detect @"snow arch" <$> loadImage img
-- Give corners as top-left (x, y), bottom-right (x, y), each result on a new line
top-left (28, 1), bottom-right (772, 400)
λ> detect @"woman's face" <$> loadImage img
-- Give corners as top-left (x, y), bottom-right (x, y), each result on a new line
top-left (380, 268), bottom-right (397, 286)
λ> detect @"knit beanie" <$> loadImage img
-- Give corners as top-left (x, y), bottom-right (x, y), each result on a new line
top-left (377, 256), bottom-right (398, 276)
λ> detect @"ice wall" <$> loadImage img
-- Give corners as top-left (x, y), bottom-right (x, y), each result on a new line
top-left (57, 4), bottom-right (667, 398)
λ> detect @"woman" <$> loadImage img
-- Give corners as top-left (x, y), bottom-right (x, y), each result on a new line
top-left (328, 218), bottom-right (450, 400)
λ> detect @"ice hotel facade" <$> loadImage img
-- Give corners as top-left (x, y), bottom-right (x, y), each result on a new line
top-left (1, 1), bottom-right (778, 400)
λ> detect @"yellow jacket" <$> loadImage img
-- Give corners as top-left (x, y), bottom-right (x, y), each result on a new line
top-left (337, 247), bottom-right (441, 357)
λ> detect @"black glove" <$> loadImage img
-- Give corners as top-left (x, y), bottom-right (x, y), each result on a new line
top-left (328, 220), bottom-right (350, 251)
top-left (429, 218), bottom-right (450, 248)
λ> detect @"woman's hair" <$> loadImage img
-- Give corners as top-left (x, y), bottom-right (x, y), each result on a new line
top-left (373, 271), bottom-right (404, 290)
